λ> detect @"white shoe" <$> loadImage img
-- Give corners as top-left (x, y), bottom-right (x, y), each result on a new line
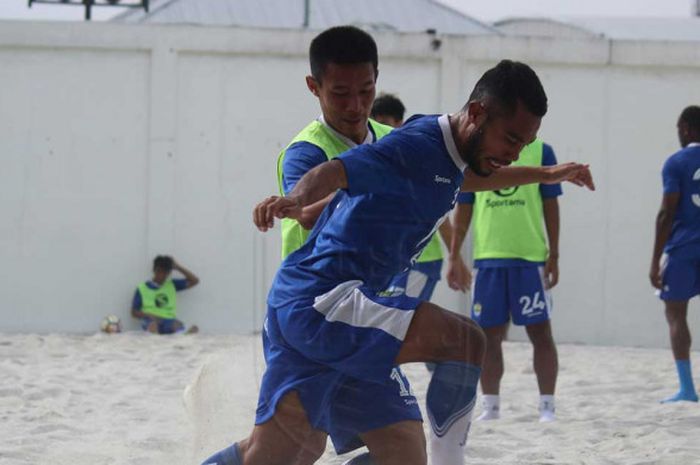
top-left (539, 409), bottom-right (555, 422)
top-left (477, 394), bottom-right (500, 421)
top-left (476, 406), bottom-right (500, 421)
top-left (539, 395), bottom-right (555, 422)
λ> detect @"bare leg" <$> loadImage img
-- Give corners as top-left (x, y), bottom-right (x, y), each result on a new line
top-left (204, 391), bottom-right (327, 465)
top-left (665, 300), bottom-right (691, 360)
top-left (359, 421), bottom-right (426, 465)
top-left (479, 324), bottom-right (509, 395)
top-left (661, 300), bottom-right (698, 403)
top-left (525, 320), bottom-right (558, 395)
top-left (395, 302), bottom-right (485, 365)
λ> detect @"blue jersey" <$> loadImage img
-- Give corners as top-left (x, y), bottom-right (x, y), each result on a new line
top-left (663, 143), bottom-right (700, 258)
top-left (268, 114), bottom-right (465, 309)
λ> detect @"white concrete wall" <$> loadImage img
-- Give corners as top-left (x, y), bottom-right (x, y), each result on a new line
top-left (1, 21), bottom-right (699, 348)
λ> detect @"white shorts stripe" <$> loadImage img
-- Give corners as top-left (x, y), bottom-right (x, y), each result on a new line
top-left (537, 266), bottom-right (553, 316)
top-left (405, 270), bottom-right (429, 298)
top-left (313, 280), bottom-right (415, 341)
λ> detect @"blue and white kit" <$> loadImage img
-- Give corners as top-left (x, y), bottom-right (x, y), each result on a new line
top-left (659, 143), bottom-right (700, 301)
top-left (258, 114), bottom-right (466, 453)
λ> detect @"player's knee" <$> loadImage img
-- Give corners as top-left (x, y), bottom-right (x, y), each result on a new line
top-left (440, 318), bottom-right (485, 364)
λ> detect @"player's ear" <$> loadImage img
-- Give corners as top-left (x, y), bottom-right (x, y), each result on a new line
top-left (466, 101), bottom-right (488, 128)
top-left (306, 75), bottom-right (320, 97)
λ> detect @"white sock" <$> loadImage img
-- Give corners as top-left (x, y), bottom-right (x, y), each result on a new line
top-left (429, 407), bottom-right (473, 465)
top-left (476, 394), bottom-right (500, 421)
top-left (539, 395), bottom-right (555, 422)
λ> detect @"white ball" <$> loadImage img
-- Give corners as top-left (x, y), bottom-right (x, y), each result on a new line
top-left (100, 314), bottom-right (122, 334)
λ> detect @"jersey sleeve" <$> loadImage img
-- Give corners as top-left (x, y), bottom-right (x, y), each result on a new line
top-left (132, 289), bottom-right (142, 311)
top-left (338, 136), bottom-right (417, 197)
top-left (539, 143), bottom-right (563, 199)
top-left (662, 156), bottom-right (681, 194)
top-left (281, 142), bottom-right (328, 195)
top-left (457, 192), bottom-right (475, 204)
top-left (173, 279), bottom-right (189, 291)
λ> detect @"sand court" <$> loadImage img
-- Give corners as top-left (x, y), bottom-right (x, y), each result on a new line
top-left (1, 332), bottom-right (698, 465)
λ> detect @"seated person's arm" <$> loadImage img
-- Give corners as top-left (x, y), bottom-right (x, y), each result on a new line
top-left (173, 259), bottom-right (199, 288)
top-left (131, 290), bottom-right (147, 319)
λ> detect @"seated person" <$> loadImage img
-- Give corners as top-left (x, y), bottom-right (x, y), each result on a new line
top-left (131, 255), bottom-right (200, 334)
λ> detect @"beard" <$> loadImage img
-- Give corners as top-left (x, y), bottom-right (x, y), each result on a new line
top-left (459, 126), bottom-right (491, 177)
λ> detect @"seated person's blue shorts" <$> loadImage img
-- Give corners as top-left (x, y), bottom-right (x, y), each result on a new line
top-left (141, 316), bottom-right (182, 334)
top-left (258, 280), bottom-right (423, 454)
top-left (471, 265), bottom-right (552, 328)
top-left (660, 254), bottom-right (700, 301)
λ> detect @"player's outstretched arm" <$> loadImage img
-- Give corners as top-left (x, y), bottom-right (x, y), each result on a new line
top-left (253, 159), bottom-right (348, 232)
top-left (461, 163), bottom-right (595, 192)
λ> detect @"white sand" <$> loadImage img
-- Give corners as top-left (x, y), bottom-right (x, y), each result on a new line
top-left (1, 332), bottom-right (698, 465)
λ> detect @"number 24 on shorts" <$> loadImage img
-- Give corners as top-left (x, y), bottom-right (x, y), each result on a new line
top-left (519, 292), bottom-right (546, 316)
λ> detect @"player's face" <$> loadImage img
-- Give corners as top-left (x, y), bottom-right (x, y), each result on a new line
top-left (373, 114), bottom-right (403, 128)
top-left (153, 268), bottom-right (171, 284)
top-left (466, 101), bottom-right (541, 177)
top-left (306, 62), bottom-right (377, 144)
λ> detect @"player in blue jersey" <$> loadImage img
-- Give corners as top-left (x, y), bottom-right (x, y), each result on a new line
top-left (201, 60), bottom-right (594, 465)
top-left (650, 105), bottom-right (700, 403)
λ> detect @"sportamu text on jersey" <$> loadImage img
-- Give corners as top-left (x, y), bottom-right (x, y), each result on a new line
top-left (485, 198), bottom-right (527, 208)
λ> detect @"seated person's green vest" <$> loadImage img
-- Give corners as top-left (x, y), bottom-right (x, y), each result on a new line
top-left (137, 280), bottom-right (177, 319)
top-left (472, 138), bottom-right (548, 262)
top-left (277, 119), bottom-right (444, 262)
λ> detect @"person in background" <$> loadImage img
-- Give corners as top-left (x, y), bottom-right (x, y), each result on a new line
top-left (131, 255), bottom-right (200, 334)
top-left (650, 105), bottom-right (700, 403)
top-left (448, 138), bottom-right (562, 422)
top-left (371, 93), bottom-right (406, 128)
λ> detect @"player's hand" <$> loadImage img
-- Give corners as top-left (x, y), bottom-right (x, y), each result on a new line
top-left (544, 255), bottom-right (559, 289)
top-left (649, 262), bottom-right (663, 290)
top-left (253, 196), bottom-right (302, 232)
top-left (544, 163), bottom-right (595, 190)
top-left (447, 255), bottom-right (472, 292)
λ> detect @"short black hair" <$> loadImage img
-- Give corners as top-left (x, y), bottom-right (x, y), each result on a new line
top-left (468, 60), bottom-right (547, 118)
top-left (680, 105), bottom-right (700, 132)
top-left (371, 93), bottom-right (406, 121)
top-left (309, 26), bottom-right (378, 82)
top-left (153, 255), bottom-right (173, 272)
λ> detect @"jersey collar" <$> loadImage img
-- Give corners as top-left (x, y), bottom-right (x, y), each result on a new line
top-left (318, 115), bottom-right (374, 148)
top-left (438, 114), bottom-right (467, 172)
top-left (688, 142), bottom-right (700, 148)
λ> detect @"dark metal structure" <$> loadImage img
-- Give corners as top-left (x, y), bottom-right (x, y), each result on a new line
top-left (28, 0), bottom-right (149, 21)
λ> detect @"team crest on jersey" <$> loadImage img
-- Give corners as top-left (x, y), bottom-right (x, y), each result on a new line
top-left (473, 302), bottom-right (482, 317)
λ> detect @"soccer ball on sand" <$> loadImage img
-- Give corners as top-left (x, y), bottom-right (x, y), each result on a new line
top-left (100, 315), bottom-right (122, 334)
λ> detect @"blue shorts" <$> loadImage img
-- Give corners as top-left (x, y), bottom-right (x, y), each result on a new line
top-left (660, 255), bottom-right (700, 301)
top-left (384, 260), bottom-right (442, 301)
top-left (471, 266), bottom-right (552, 328)
top-left (140, 317), bottom-right (182, 334)
top-left (257, 280), bottom-right (423, 454)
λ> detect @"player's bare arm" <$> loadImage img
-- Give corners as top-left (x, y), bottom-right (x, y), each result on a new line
top-left (461, 163), bottom-right (595, 192)
top-left (447, 203), bottom-right (473, 292)
top-left (296, 193), bottom-right (336, 230)
top-left (172, 258), bottom-right (200, 288)
top-left (650, 192), bottom-right (681, 289)
top-left (542, 198), bottom-right (560, 289)
top-left (254, 159), bottom-right (348, 232)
